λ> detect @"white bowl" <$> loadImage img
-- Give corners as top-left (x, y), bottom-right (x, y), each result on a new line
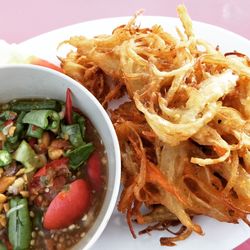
top-left (0, 64), bottom-right (121, 250)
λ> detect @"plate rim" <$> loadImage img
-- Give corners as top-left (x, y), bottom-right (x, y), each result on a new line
top-left (19, 15), bottom-right (250, 46)
top-left (17, 15), bottom-right (250, 250)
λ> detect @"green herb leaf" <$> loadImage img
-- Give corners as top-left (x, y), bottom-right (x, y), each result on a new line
top-left (66, 143), bottom-right (94, 169)
top-left (0, 150), bottom-right (12, 167)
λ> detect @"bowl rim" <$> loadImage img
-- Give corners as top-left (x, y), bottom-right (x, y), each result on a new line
top-left (0, 64), bottom-right (121, 250)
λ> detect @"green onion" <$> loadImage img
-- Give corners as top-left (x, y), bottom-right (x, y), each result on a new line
top-left (13, 140), bottom-right (43, 172)
top-left (6, 204), bottom-right (25, 218)
top-left (3, 139), bottom-right (20, 153)
top-left (0, 150), bottom-right (12, 167)
top-left (26, 124), bottom-right (43, 139)
top-left (0, 241), bottom-right (7, 250)
top-left (7, 111), bottom-right (26, 144)
top-left (73, 112), bottom-right (86, 138)
top-left (9, 99), bottom-right (61, 112)
top-left (22, 110), bottom-right (60, 133)
top-left (8, 198), bottom-right (31, 250)
top-left (0, 110), bottom-right (17, 121)
top-left (66, 143), bottom-right (94, 169)
top-left (32, 209), bottom-right (43, 229)
top-left (61, 123), bottom-right (85, 147)
top-left (0, 121), bottom-right (13, 135)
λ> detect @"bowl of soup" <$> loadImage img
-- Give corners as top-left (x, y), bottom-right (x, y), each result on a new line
top-left (0, 65), bottom-right (121, 250)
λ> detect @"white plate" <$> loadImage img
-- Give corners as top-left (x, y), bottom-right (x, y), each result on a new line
top-left (19, 17), bottom-right (250, 250)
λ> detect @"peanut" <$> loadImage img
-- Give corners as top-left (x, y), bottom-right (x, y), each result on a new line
top-left (8, 126), bottom-right (16, 137)
top-left (0, 131), bottom-right (6, 141)
top-left (23, 174), bottom-right (28, 183)
top-left (3, 203), bottom-right (9, 212)
top-left (0, 214), bottom-right (6, 227)
top-left (0, 194), bottom-right (7, 203)
top-left (38, 131), bottom-right (50, 149)
top-left (0, 168), bottom-right (3, 177)
top-left (20, 191), bottom-right (29, 198)
top-left (0, 176), bottom-right (16, 193)
top-left (15, 168), bottom-right (25, 176)
top-left (7, 177), bottom-right (24, 194)
top-left (48, 148), bottom-right (64, 160)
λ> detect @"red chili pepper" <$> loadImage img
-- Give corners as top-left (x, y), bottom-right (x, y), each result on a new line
top-left (65, 88), bottom-right (73, 125)
top-left (3, 120), bottom-right (13, 127)
top-left (29, 56), bottom-right (64, 73)
top-left (28, 138), bottom-right (37, 149)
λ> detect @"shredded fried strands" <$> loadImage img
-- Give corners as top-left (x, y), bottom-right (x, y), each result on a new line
top-left (60, 4), bottom-right (250, 246)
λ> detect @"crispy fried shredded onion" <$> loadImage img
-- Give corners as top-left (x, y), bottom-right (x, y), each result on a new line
top-left (59, 4), bottom-right (250, 246)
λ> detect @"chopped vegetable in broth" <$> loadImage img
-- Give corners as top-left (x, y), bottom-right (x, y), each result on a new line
top-left (0, 89), bottom-right (107, 250)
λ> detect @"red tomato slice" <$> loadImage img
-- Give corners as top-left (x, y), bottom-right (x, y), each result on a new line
top-left (43, 179), bottom-right (91, 229)
top-left (29, 56), bottom-right (64, 73)
top-left (29, 158), bottom-right (70, 208)
top-left (34, 166), bottom-right (46, 177)
top-left (87, 152), bottom-right (102, 191)
top-left (34, 157), bottom-right (69, 178)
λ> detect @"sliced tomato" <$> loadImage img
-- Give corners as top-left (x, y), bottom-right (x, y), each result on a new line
top-left (34, 157), bottom-right (69, 178)
top-left (43, 179), bottom-right (91, 229)
top-left (29, 158), bottom-right (70, 207)
top-left (29, 56), bottom-right (63, 73)
top-left (87, 151), bottom-right (102, 191)
top-left (33, 166), bottom-right (47, 178)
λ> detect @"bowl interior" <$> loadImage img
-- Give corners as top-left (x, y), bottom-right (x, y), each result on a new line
top-left (0, 65), bottom-right (121, 250)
